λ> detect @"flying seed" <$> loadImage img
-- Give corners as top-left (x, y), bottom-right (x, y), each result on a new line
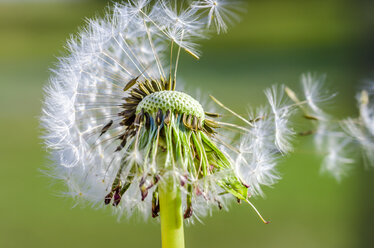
top-left (361, 90), bottom-right (369, 105)
top-left (284, 86), bottom-right (301, 104)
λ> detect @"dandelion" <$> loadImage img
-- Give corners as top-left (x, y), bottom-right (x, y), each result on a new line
top-left (41, 1), bottom-right (373, 247)
top-left (41, 1), bottom-right (270, 247)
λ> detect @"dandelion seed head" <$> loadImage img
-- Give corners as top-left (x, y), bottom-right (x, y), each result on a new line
top-left (42, 0), bottom-right (364, 224)
top-left (42, 0), bottom-right (259, 221)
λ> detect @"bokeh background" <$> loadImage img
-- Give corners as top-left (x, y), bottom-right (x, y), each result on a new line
top-left (1, 0), bottom-right (374, 247)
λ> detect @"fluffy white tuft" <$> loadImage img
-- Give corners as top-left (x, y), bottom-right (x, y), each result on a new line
top-left (235, 108), bottom-right (282, 196)
top-left (301, 73), bottom-right (335, 120)
top-left (264, 85), bottom-right (295, 153)
top-left (320, 132), bottom-right (354, 181)
top-left (191, 0), bottom-right (244, 33)
top-left (342, 90), bottom-right (374, 166)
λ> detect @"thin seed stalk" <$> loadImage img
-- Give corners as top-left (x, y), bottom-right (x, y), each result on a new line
top-left (159, 178), bottom-right (185, 248)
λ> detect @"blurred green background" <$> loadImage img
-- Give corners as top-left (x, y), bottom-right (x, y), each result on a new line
top-left (1, 0), bottom-right (373, 247)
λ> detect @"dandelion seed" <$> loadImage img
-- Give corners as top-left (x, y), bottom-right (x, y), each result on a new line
top-left (342, 90), bottom-right (374, 166)
top-left (192, 0), bottom-right (243, 33)
top-left (235, 108), bottom-right (281, 196)
top-left (265, 85), bottom-right (295, 153)
top-left (301, 73), bottom-right (335, 120)
top-left (284, 74), bottom-right (357, 179)
top-left (320, 132), bottom-right (354, 180)
top-left (358, 90), bottom-right (374, 136)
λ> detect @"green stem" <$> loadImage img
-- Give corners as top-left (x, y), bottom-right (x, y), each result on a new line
top-left (159, 180), bottom-right (185, 248)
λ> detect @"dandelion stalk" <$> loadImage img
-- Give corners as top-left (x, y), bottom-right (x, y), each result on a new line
top-left (159, 178), bottom-right (185, 248)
